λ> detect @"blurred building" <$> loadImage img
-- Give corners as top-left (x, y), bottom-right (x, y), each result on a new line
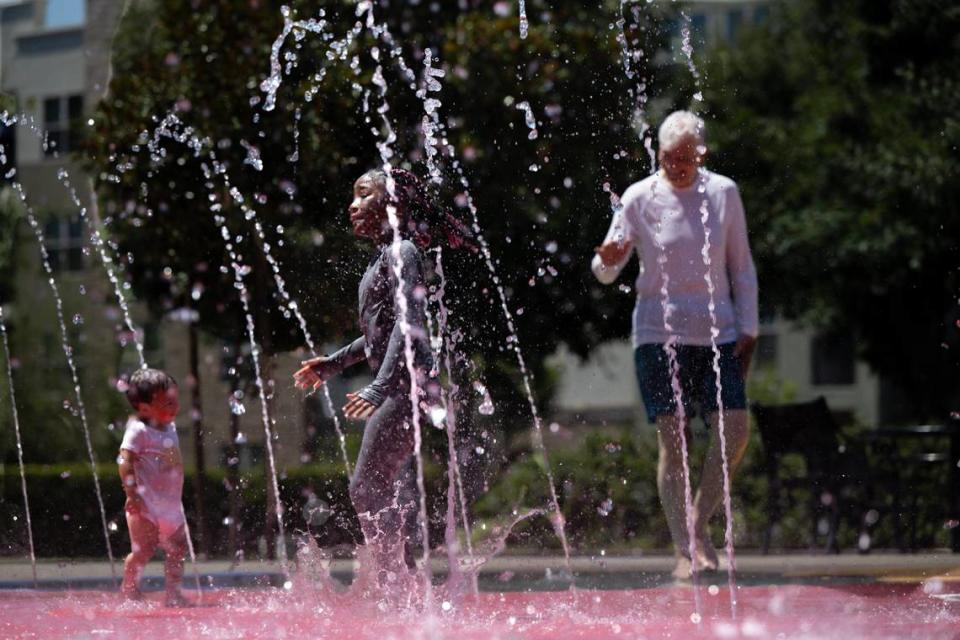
top-left (0, 0), bottom-right (323, 475)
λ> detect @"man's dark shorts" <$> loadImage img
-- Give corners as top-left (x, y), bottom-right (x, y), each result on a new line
top-left (634, 342), bottom-right (747, 423)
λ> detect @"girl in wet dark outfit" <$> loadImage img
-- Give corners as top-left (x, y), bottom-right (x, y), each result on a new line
top-left (294, 167), bottom-right (470, 584)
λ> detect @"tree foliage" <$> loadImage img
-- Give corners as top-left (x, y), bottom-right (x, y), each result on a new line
top-left (86, 0), bottom-right (679, 419)
top-left (702, 0), bottom-right (960, 420)
top-left (87, 0), bottom-right (959, 425)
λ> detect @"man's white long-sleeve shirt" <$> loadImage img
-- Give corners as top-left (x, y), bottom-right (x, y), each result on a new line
top-left (591, 169), bottom-right (759, 347)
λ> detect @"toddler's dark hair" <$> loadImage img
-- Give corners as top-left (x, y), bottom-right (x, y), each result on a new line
top-left (125, 368), bottom-right (177, 409)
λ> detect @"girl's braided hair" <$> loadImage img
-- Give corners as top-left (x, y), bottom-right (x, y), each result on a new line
top-left (364, 167), bottom-right (475, 251)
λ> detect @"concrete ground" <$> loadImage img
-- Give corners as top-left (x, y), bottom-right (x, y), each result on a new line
top-left (1, 552), bottom-right (958, 590)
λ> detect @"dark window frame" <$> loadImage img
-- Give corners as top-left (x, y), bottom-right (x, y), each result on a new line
top-left (43, 215), bottom-right (85, 272)
top-left (811, 331), bottom-right (857, 386)
top-left (41, 94), bottom-right (83, 156)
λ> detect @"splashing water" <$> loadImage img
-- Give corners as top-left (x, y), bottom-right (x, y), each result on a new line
top-left (417, 48), bottom-right (446, 184)
top-left (518, 0), bottom-right (529, 39)
top-left (366, 0), bottom-right (434, 604)
top-left (4, 113), bottom-right (209, 595)
top-left (252, 7), bottom-right (370, 480)
top-left (651, 178), bottom-right (703, 619)
top-left (697, 174), bottom-right (740, 615)
top-left (602, 181), bottom-right (627, 245)
top-left (515, 101), bottom-right (539, 140)
top-left (0, 305), bottom-right (37, 586)
top-left (145, 114), bottom-right (289, 575)
top-left (680, 12), bottom-right (703, 103)
top-left (0, 112), bottom-right (147, 368)
top-left (6, 176), bottom-right (116, 578)
top-left (433, 247), bottom-right (478, 596)
top-left (427, 112), bottom-right (575, 576)
top-left (679, 9), bottom-right (739, 614)
top-left (615, 3), bottom-right (656, 172)
top-left (260, 6), bottom-right (330, 112)
top-left (474, 381), bottom-right (496, 416)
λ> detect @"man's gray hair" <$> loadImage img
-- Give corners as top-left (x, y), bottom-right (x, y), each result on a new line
top-left (658, 110), bottom-right (706, 151)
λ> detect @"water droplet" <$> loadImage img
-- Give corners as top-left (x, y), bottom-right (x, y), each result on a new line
top-left (478, 396), bottom-right (494, 415)
top-left (229, 396), bottom-right (246, 416)
top-left (72, 314), bottom-right (84, 326)
top-left (708, 584), bottom-right (720, 596)
top-left (428, 406), bottom-right (447, 427)
top-left (597, 498), bottom-right (613, 516)
top-left (441, 601), bottom-right (452, 611)
top-left (690, 612), bottom-right (701, 624)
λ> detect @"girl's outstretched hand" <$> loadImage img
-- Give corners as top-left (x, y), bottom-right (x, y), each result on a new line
top-left (294, 356), bottom-right (330, 391)
top-left (343, 392), bottom-right (377, 420)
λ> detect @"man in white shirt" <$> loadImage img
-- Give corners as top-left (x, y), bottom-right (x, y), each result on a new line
top-left (593, 111), bottom-right (758, 578)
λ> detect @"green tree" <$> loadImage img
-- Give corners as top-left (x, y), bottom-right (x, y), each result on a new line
top-left (701, 0), bottom-right (960, 420)
top-left (86, 0), bottom-right (681, 423)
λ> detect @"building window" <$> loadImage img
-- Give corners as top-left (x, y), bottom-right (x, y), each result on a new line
top-left (45, 0), bottom-right (86, 28)
top-left (811, 331), bottom-right (856, 386)
top-left (42, 95), bottom-right (83, 156)
top-left (727, 9), bottom-right (744, 42)
top-left (754, 6), bottom-right (770, 25)
top-left (43, 216), bottom-right (84, 271)
top-left (0, 120), bottom-right (15, 177)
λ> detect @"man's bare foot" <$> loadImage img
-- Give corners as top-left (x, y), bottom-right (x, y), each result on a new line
top-left (164, 591), bottom-right (191, 607)
top-left (671, 555), bottom-right (693, 580)
top-left (694, 532), bottom-right (720, 572)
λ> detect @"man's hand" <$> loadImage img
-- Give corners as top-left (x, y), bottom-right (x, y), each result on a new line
top-left (343, 392), bottom-right (377, 421)
top-left (594, 240), bottom-right (632, 268)
top-left (733, 334), bottom-right (758, 377)
top-left (293, 356), bottom-right (331, 391)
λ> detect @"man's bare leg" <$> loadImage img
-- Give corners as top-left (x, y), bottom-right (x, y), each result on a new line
top-left (656, 415), bottom-right (695, 578)
top-left (693, 409), bottom-right (750, 570)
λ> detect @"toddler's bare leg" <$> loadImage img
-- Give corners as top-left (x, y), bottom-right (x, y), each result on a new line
top-left (122, 514), bottom-right (158, 599)
top-left (162, 525), bottom-right (189, 606)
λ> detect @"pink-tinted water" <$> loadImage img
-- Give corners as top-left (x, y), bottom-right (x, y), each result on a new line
top-left (2, 583), bottom-right (956, 639)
